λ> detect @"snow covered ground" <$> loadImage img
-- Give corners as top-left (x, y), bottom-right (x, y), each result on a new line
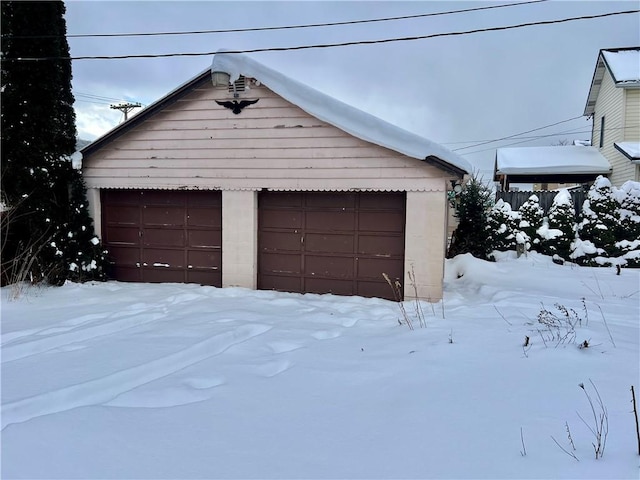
top-left (2, 252), bottom-right (639, 479)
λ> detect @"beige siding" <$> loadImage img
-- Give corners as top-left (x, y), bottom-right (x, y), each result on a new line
top-left (405, 189), bottom-right (448, 301)
top-left (592, 70), bottom-right (638, 186)
top-left (83, 83), bottom-right (450, 192)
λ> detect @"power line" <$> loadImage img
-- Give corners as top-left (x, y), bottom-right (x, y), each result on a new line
top-left (5, 9), bottom-right (638, 62)
top-left (452, 115), bottom-right (585, 151)
top-left (459, 124), bottom-right (640, 156)
top-left (5, 0), bottom-right (548, 39)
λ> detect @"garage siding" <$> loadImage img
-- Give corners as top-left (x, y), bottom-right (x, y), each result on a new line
top-left (258, 191), bottom-right (405, 300)
top-left (101, 190), bottom-right (222, 286)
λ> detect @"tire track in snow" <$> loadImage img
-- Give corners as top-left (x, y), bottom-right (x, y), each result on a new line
top-left (1, 311), bottom-right (166, 363)
top-left (1, 323), bottom-right (271, 430)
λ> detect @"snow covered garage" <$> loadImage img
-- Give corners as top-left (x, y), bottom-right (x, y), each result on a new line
top-left (81, 52), bottom-right (471, 301)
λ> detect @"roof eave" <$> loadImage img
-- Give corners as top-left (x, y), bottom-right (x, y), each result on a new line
top-left (423, 155), bottom-right (467, 178)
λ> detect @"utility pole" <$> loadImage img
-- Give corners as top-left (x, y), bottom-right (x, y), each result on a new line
top-left (110, 102), bottom-right (141, 122)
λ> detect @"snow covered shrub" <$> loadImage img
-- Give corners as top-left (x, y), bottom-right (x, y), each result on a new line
top-left (518, 195), bottom-right (544, 252)
top-left (487, 199), bottom-right (520, 252)
top-left (573, 177), bottom-right (620, 266)
top-left (447, 175), bottom-right (493, 260)
top-left (614, 181), bottom-right (640, 267)
top-left (538, 189), bottom-right (577, 262)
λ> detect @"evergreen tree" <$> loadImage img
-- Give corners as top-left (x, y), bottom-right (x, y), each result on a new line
top-left (487, 199), bottom-right (519, 252)
top-left (1, 1), bottom-right (106, 285)
top-left (447, 176), bottom-right (493, 260)
top-left (539, 189), bottom-right (576, 261)
top-left (517, 194), bottom-right (544, 252)
top-left (575, 177), bottom-right (620, 264)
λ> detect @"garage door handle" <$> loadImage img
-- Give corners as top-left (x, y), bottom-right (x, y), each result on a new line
top-left (300, 235), bottom-right (304, 245)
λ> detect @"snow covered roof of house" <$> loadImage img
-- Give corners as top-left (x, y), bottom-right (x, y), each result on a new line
top-left (614, 141), bottom-right (640, 161)
top-left (210, 51), bottom-right (470, 175)
top-left (495, 146), bottom-right (611, 177)
top-left (584, 47), bottom-right (640, 116)
top-left (83, 51), bottom-right (470, 176)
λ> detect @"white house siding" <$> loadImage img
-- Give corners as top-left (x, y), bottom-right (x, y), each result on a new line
top-left (624, 89), bottom-right (640, 181)
top-left (83, 81), bottom-right (454, 301)
top-left (592, 70), bottom-right (638, 185)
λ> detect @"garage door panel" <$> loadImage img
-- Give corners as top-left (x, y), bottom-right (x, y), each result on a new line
top-left (356, 280), bottom-right (395, 299)
top-left (260, 210), bottom-right (302, 229)
top-left (105, 206), bottom-right (139, 225)
top-left (305, 255), bottom-right (354, 278)
top-left (110, 265), bottom-right (141, 282)
top-left (258, 191), bottom-right (405, 300)
top-left (259, 274), bottom-right (303, 293)
top-left (306, 211), bottom-right (354, 231)
top-left (305, 233), bottom-right (353, 253)
top-left (102, 190), bottom-right (139, 205)
top-left (187, 250), bottom-right (221, 269)
top-left (188, 230), bottom-right (222, 249)
top-left (359, 192), bottom-right (405, 210)
top-left (260, 252), bottom-right (301, 275)
top-left (105, 226), bottom-right (140, 245)
top-left (358, 235), bottom-right (404, 256)
top-left (359, 212), bottom-right (404, 232)
top-left (306, 277), bottom-right (353, 296)
top-left (187, 270), bottom-right (222, 286)
top-left (102, 190), bottom-right (222, 287)
top-left (106, 245), bottom-right (140, 266)
top-left (143, 207), bottom-right (185, 227)
top-left (143, 228), bottom-right (186, 247)
top-left (260, 231), bottom-right (302, 252)
top-left (142, 268), bottom-right (186, 283)
top-left (188, 191), bottom-right (222, 207)
top-left (187, 208), bottom-right (221, 228)
top-left (142, 249), bottom-right (185, 268)
top-left (358, 257), bottom-right (403, 280)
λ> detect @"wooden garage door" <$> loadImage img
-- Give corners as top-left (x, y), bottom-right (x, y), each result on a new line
top-left (258, 192), bottom-right (405, 300)
top-left (101, 190), bottom-right (222, 286)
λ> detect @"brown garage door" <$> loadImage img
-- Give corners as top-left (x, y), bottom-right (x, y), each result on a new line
top-left (101, 190), bottom-right (222, 286)
top-left (258, 191), bottom-right (405, 300)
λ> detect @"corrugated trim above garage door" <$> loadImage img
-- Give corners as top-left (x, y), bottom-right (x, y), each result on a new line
top-left (101, 190), bottom-right (222, 286)
top-left (258, 191), bottom-right (405, 300)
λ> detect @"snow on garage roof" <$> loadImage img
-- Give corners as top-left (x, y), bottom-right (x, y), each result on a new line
top-left (211, 50), bottom-right (471, 175)
top-left (495, 146), bottom-right (611, 175)
top-left (602, 49), bottom-right (640, 84)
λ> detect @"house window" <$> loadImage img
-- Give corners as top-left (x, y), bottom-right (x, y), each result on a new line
top-left (599, 116), bottom-right (605, 148)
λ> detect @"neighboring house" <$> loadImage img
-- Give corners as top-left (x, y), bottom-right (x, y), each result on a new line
top-left (80, 51), bottom-right (470, 302)
top-left (493, 145), bottom-right (610, 191)
top-left (584, 47), bottom-right (640, 186)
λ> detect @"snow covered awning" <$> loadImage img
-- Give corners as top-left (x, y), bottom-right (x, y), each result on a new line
top-left (614, 141), bottom-right (640, 162)
top-left (494, 146), bottom-right (611, 189)
top-left (211, 50), bottom-right (471, 176)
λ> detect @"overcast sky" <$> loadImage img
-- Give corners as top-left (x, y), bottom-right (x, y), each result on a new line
top-left (64, 0), bottom-right (639, 176)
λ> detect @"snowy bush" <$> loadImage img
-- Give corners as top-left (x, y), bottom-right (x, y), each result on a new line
top-left (518, 195), bottom-right (544, 252)
top-left (539, 189), bottom-right (577, 262)
top-left (487, 199), bottom-right (520, 252)
top-left (571, 176), bottom-right (621, 265)
top-left (614, 181), bottom-right (640, 267)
